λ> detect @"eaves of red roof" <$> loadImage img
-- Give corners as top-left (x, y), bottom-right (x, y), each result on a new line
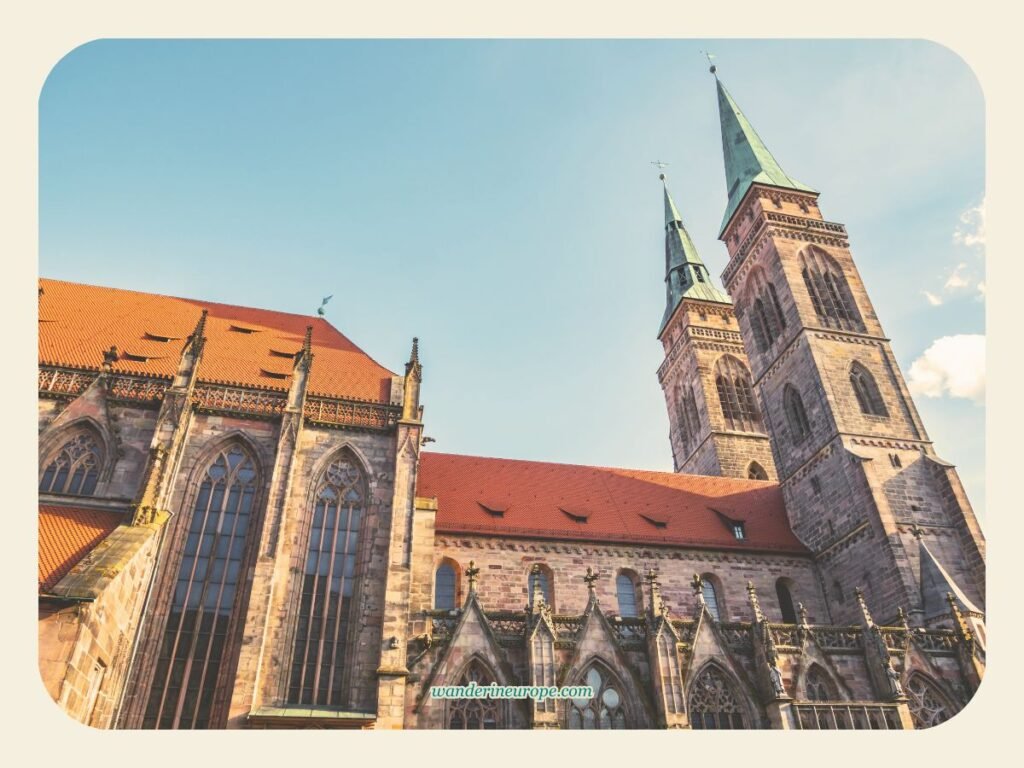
top-left (416, 452), bottom-right (808, 555)
top-left (39, 278), bottom-right (396, 403)
top-left (38, 504), bottom-right (125, 593)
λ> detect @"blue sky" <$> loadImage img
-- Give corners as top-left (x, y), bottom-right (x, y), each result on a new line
top-left (39, 39), bottom-right (986, 519)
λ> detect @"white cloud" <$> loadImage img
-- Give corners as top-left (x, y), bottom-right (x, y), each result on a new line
top-left (943, 262), bottom-right (971, 292)
top-left (954, 198), bottom-right (986, 252)
top-left (922, 290), bottom-right (943, 307)
top-left (908, 334), bottom-right (985, 403)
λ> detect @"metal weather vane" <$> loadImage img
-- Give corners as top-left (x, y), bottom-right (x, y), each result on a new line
top-left (316, 295), bottom-right (333, 317)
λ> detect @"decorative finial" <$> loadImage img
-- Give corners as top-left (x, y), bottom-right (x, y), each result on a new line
top-left (701, 50), bottom-right (717, 75)
top-left (102, 345), bottom-right (119, 372)
top-left (316, 294), bottom-right (333, 317)
top-left (691, 573), bottom-right (705, 600)
top-left (854, 586), bottom-right (875, 627)
top-left (746, 581), bottom-right (765, 623)
top-left (897, 607), bottom-right (910, 632)
top-left (466, 560), bottom-right (480, 593)
top-left (303, 325), bottom-right (313, 356)
top-left (909, 523), bottom-right (924, 540)
top-left (797, 602), bottom-right (809, 628)
top-left (583, 566), bottom-right (598, 592)
top-left (410, 336), bottom-right (419, 364)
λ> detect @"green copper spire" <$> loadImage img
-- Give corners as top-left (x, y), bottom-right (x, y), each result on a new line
top-left (659, 174), bottom-right (731, 336)
top-left (715, 74), bottom-right (815, 235)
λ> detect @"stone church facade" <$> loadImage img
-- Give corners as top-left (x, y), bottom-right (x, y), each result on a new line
top-left (37, 72), bottom-right (985, 730)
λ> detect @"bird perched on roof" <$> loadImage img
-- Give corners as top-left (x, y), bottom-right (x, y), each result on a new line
top-left (317, 295), bottom-right (333, 317)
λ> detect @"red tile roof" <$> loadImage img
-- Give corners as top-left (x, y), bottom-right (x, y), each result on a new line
top-left (417, 452), bottom-right (807, 554)
top-left (38, 504), bottom-right (125, 592)
top-left (39, 278), bottom-right (396, 403)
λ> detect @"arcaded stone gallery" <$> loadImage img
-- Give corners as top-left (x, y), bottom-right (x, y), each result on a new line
top-left (37, 73), bottom-right (985, 730)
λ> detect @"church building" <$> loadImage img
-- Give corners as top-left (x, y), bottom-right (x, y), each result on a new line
top-left (37, 71), bottom-right (985, 730)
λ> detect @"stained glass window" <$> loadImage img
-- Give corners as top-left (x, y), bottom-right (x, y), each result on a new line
top-left (40, 432), bottom-right (101, 496)
top-left (287, 455), bottom-right (365, 706)
top-left (702, 578), bottom-right (723, 622)
top-left (688, 666), bottom-right (748, 729)
top-left (616, 573), bottom-right (639, 618)
top-left (566, 665), bottom-right (627, 730)
top-left (907, 675), bottom-right (954, 729)
top-left (142, 444), bottom-right (258, 729)
top-left (447, 660), bottom-right (502, 729)
top-left (435, 563), bottom-right (457, 610)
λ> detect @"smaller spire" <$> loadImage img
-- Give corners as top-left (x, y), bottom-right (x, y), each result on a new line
top-left (854, 586), bottom-right (875, 627)
top-left (583, 566), bottom-right (599, 593)
top-left (658, 174), bottom-right (731, 336)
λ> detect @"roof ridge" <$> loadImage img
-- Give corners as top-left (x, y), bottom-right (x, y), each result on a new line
top-left (420, 450), bottom-right (781, 489)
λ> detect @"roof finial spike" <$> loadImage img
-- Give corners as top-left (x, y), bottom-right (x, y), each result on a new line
top-left (702, 50), bottom-right (717, 76)
top-left (303, 325), bottom-right (313, 356)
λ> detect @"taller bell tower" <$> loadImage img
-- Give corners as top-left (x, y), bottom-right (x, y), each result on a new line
top-left (709, 71), bottom-right (985, 625)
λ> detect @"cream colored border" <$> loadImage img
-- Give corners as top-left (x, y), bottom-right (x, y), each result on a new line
top-left (4, 0), bottom-right (1016, 761)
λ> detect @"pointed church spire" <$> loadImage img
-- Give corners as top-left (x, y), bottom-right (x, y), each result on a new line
top-left (658, 173), bottom-right (731, 336)
top-left (713, 73), bottom-right (816, 235)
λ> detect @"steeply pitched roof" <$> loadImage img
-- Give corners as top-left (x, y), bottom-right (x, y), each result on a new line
top-left (39, 278), bottom-right (396, 403)
top-left (38, 504), bottom-right (124, 593)
top-left (658, 176), bottom-right (731, 337)
top-left (715, 77), bottom-right (816, 236)
top-left (416, 452), bottom-right (807, 554)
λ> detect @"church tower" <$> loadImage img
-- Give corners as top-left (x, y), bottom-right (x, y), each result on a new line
top-left (656, 174), bottom-right (777, 481)
top-left (709, 70), bottom-right (985, 625)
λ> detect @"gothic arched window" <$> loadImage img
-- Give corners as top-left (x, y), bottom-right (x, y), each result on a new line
top-left (906, 674), bottom-right (955, 729)
top-left (567, 665), bottom-right (628, 730)
top-left (714, 356), bottom-right (761, 433)
top-left (688, 666), bottom-right (749, 729)
top-left (447, 660), bottom-right (503, 729)
top-left (742, 268), bottom-right (787, 352)
top-left (850, 363), bottom-right (888, 417)
top-left (142, 443), bottom-right (259, 729)
top-left (799, 247), bottom-right (864, 332)
top-left (775, 579), bottom-right (798, 624)
top-left (747, 461), bottom-right (768, 481)
top-left (676, 384), bottom-right (701, 453)
top-left (784, 385), bottom-right (812, 445)
top-left (435, 563), bottom-right (457, 610)
top-left (805, 665), bottom-right (838, 702)
top-left (40, 431), bottom-right (102, 496)
top-left (287, 454), bottom-right (366, 707)
top-left (701, 575), bottom-right (723, 622)
top-left (616, 572), bottom-right (640, 618)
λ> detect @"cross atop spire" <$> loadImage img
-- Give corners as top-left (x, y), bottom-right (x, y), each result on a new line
top-left (714, 76), bottom-right (816, 236)
top-left (658, 173), bottom-right (731, 336)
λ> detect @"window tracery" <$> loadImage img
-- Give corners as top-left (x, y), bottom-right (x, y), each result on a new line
top-left (40, 431), bottom-right (102, 496)
top-left (566, 665), bottom-right (627, 730)
top-left (688, 666), bottom-right (748, 729)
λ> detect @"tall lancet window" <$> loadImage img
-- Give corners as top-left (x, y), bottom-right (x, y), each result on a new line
top-left (143, 444), bottom-right (259, 729)
top-left (40, 431), bottom-right (102, 496)
top-left (799, 247), bottom-right (864, 332)
top-left (288, 455), bottom-right (365, 707)
top-left (714, 355), bottom-right (762, 433)
top-left (849, 363), bottom-right (889, 417)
